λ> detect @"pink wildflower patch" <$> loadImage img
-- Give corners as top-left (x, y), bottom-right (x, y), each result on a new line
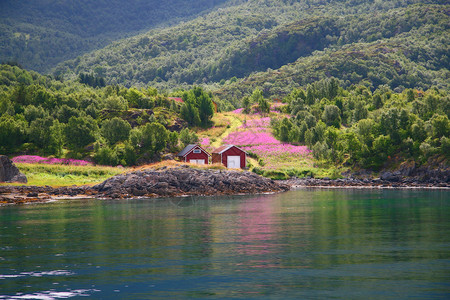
top-left (231, 108), bottom-right (244, 114)
top-left (222, 131), bottom-right (280, 146)
top-left (12, 155), bottom-right (93, 166)
top-left (242, 144), bottom-right (311, 156)
top-left (240, 117), bottom-right (271, 129)
top-left (200, 137), bottom-right (210, 146)
top-left (220, 108), bottom-right (312, 169)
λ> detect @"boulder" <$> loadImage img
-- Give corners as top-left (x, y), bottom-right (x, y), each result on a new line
top-left (380, 171), bottom-right (400, 182)
top-left (0, 156), bottom-right (27, 183)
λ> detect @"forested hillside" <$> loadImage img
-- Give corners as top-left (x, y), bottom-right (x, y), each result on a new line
top-left (53, 0), bottom-right (449, 100)
top-left (0, 64), bottom-right (216, 166)
top-left (0, 0), bottom-right (230, 72)
top-left (269, 78), bottom-right (449, 171)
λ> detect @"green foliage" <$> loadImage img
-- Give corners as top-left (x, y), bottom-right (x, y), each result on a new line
top-left (430, 114), bottom-right (449, 139)
top-left (168, 131), bottom-right (179, 151)
top-left (179, 128), bottom-right (199, 148)
top-left (129, 122), bottom-right (171, 157)
top-left (28, 117), bottom-right (60, 154)
top-left (0, 114), bottom-right (27, 154)
top-left (56, 105), bottom-right (80, 123)
top-left (64, 116), bottom-right (98, 151)
top-left (103, 95), bottom-right (128, 111)
top-left (79, 73), bottom-right (105, 88)
top-left (180, 100), bottom-right (201, 126)
top-left (94, 145), bottom-right (119, 166)
top-left (242, 96), bottom-right (251, 114)
top-left (50, 2), bottom-right (448, 97)
top-left (322, 105), bottom-right (341, 128)
top-left (149, 123), bottom-right (169, 153)
top-left (250, 88), bottom-right (270, 114)
top-left (180, 87), bottom-right (214, 127)
top-left (262, 170), bottom-right (289, 180)
top-left (275, 80), bottom-right (449, 170)
top-left (24, 105), bottom-right (48, 123)
top-left (0, 64), bottom-right (186, 165)
top-left (101, 117), bottom-right (131, 145)
top-left (0, 0), bottom-right (229, 72)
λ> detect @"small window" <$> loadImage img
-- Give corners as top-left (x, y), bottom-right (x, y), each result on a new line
top-left (193, 149), bottom-right (201, 154)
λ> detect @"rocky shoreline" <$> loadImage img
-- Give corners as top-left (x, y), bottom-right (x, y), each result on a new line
top-left (0, 166), bottom-right (290, 205)
top-left (282, 163), bottom-right (449, 189)
top-left (1, 165), bottom-right (448, 205)
top-left (281, 177), bottom-right (449, 189)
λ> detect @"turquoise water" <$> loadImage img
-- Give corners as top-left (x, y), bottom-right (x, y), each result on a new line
top-left (0, 189), bottom-right (449, 299)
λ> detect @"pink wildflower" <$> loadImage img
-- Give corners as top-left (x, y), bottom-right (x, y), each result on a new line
top-left (200, 137), bottom-right (210, 146)
top-left (231, 108), bottom-right (244, 114)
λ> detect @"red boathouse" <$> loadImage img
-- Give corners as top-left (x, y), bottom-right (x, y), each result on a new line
top-left (177, 144), bottom-right (210, 165)
top-left (212, 145), bottom-right (247, 169)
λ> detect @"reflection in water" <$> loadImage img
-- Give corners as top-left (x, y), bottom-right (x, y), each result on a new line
top-left (238, 196), bottom-right (276, 255)
top-left (0, 190), bottom-right (448, 299)
top-left (236, 196), bottom-right (279, 269)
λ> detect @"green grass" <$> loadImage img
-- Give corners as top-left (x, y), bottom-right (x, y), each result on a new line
top-left (2, 163), bottom-right (126, 187)
top-left (199, 113), bottom-right (242, 149)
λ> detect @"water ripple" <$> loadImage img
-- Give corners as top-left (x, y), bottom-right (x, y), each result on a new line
top-left (0, 270), bottom-right (74, 279)
top-left (0, 289), bottom-right (100, 299)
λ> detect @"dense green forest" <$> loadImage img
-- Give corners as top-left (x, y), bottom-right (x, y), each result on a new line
top-left (216, 4), bottom-right (450, 100)
top-left (0, 64), bottom-right (216, 166)
top-left (271, 78), bottom-right (449, 170)
top-left (0, 0), bottom-right (230, 72)
top-left (52, 0), bottom-right (448, 102)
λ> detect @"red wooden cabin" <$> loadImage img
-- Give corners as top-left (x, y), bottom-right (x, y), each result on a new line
top-left (212, 145), bottom-right (247, 169)
top-left (177, 144), bottom-right (210, 165)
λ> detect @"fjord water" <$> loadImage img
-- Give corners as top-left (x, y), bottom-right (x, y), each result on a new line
top-left (0, 189), bottom-right (449, 299)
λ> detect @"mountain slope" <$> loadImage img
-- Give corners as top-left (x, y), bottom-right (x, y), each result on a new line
top-left (216, 20), bottom-right (450, 100)
top-left (54, 0), bottom-right (449, 97)
top-left (0, 0), bottom-right (230, 72)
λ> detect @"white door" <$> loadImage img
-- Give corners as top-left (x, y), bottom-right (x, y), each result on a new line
top-left (189, 159), bottom-right (205, 165)
top-left (227, 156), bottom-right (241, 168)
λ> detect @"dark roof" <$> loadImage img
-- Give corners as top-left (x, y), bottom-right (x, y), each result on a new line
top-left (212, 144), bottom-right (247, 154)
top-left (177, 144), bottom-right (211, 157)
top-left (178, 144), bottom-right (197, 157)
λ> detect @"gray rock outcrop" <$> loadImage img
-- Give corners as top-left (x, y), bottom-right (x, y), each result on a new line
top-left (0, 155), bottom-right (27, 183)
top-left (93, 166), bottom-right (290, 198)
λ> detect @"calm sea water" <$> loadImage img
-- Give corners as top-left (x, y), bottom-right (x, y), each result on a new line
top-left (0, 189), bottom-right (449, 299)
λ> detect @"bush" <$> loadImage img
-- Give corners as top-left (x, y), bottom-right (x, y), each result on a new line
top-left (0, 114), bottom-right (27, 154)
top-left (64, 116), bottom-right (98, 151)
top-left (94, 146), bottom-right (119, 166)
top-left (101, 117), bottom-right (131, 145)
top-left (262, 170), bottom-right (289, 180)
top-left (252, 167), bottom-right (264, 175)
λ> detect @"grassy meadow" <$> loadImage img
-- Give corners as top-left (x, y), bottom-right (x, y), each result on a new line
top-left (2, 163), bottom-right (126, 187)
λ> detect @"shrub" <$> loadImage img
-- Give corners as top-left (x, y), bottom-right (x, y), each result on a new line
top-left (101, 117), bottom-right (131, 145)
top-left (262, 170), bottom-right (289, 180)
top-left (94, 146), bottom-right (119, 166)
